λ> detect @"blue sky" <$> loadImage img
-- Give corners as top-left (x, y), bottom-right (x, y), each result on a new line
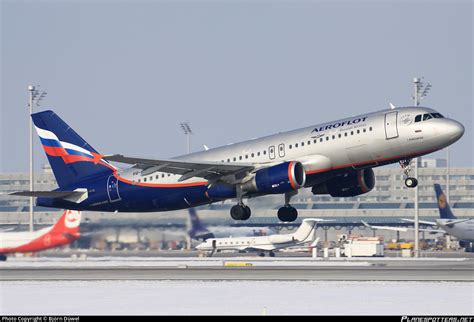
top-left (1, 0), bottom-right (472, 172)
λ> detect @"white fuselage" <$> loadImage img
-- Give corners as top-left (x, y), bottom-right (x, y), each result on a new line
top-left (119, 106), bottom-right (464, 186)
top-left (436, 219), bottom-right (474, 242)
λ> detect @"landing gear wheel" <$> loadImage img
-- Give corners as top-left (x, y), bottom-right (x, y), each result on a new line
top-left (0, 254), bottom-right (7, 261)
top-left (405, 177), bottom-right (418, 188)
top-left (277, 206), bottom-right (298, 222)
top-left (269, 252), bottom-right (275, 257)
top-left (258, 252), bottom-right (265, 257)
top-left (230, 205), bottom-right (251, 220)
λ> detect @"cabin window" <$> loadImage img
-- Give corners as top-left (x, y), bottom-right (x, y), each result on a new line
top-left (326, 137), bottom-right (329, 141)
top-left (313, 139), bottom-right (317, 143)
top-left (307, 140), bottom-right (311, 145)
top-left (251, 153), bottom-right (254, 158)
top-left (351, 131), bottom-right (354, 135)
top-left (289, 145), bottom-right (292, 149)
top-left (432, 113), bottom-right (444, 118)
top-left (357, 130), bottom-right (360, 134)
top-left (369, 127), bottom-right (373, 131)
top-left (138, 179), bottom-right (141, 183)
top-left (295, 143), bottom-right (299, 148)
top-left (233, 157), bottom-right (236, 161)
top-left (301, 142), bottom-right (304, 146)
top-left (257, 152), bottom-right (260, 156)
top-left (263, 150), bottom-right (267, 155)
top-left (227, 159), bottom-right (230, 162)
top-left (320, 138), bottom-right (323, 142)
top-left (363, 128), bottom-right (366, 133)
top-left (332, 135), bottom-right (335, 139)
top-left (162, 174), bottom-right (165, 178)
top-left (156, 175), bottom-right (159, 179)
top-left (338, 134), bottom-right (341, 138)
top-left (415, 114), bottom-right (422, 122)
top-left (245, 155), bottom-right (248, 159)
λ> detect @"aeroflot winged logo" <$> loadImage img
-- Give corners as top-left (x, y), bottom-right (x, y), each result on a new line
top-left (311, 117), bottom-right (368, 133)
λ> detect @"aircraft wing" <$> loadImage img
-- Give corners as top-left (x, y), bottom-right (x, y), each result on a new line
top-left (362, 221), bottom-right (444, 233)
top-left (438, 219), bottom-right (471, 226)
top-left (401, 219), bottom-right (437, 226)
top-left (104, 154), bottom-right (255, 183)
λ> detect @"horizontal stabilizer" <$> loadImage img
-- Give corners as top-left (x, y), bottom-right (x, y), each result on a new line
top-left (10, 189), bottom-right (88, 203)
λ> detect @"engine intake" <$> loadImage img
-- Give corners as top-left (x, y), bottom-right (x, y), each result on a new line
top-left (242, 161), bottom-right (306, 195)
top-left (312, 168), bottom-right (375, 197)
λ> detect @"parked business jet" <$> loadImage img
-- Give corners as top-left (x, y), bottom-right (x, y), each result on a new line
top-left (196, 218), bottom-right (320, 257)
top-left (363, 184), bottom-right (473, 252)
top-left (12, 106), bottom-right (464, 222)
top-left (0, 210), bottom-right (81, 261)
top-left (188, 208), bottom-right (274, 240)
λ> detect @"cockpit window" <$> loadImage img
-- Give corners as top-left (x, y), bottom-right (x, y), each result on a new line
top-left (422, 113), bottom-right (432, 121)
top-left (431, 113), bottom-right (444, 118)
top-left (414, 115), bottom-right (422, 123)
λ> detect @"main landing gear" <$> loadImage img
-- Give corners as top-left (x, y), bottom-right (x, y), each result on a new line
top-left (277, 192), bottom-right (298, 222)
top-left (399, 159), bottom-right (418, 188)
top-left (230, 204), bottom-right (251, 221)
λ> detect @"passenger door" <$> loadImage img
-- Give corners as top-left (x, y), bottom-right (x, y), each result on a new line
top-left (384, 111), bottom-right (399, 139)
top-left (107, 175), bottom-right (121, 202)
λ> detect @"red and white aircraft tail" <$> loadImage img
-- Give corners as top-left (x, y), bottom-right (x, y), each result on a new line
top-left (0, 210), bottom-right (81, 260)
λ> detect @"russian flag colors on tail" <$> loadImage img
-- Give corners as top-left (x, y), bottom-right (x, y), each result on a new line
top-left (32, 110), bottom-right (115, 188)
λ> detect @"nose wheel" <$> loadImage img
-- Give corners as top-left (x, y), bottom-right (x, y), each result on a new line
top-left (399, 159), bottom-right (418, 189)
top-left (405, 177), bottom-right (418, 188)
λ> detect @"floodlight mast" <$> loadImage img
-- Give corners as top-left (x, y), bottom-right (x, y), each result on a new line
top-left (27, 85), bottom-right (47, 232)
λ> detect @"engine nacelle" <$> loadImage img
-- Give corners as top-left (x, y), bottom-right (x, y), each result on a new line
top-left (242, 161), bottom-right (306, 195)
top-left (268, 234), bottom-right (295, 244)
top-left (312, 168), bottom-right (375, 197)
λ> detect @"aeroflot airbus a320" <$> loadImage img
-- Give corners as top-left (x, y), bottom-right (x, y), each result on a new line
top-left (12, 106), bottom-right (464, 222)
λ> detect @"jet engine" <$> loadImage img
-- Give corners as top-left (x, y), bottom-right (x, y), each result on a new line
top-left (242, 161), bottom-right (306, 195)
top-left (312, 168), bottom-right (375, 197)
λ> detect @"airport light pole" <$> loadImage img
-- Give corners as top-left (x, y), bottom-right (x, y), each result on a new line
top-left (180, 122), bottom-right (193, 154)
top-left (27, 85), bottom-right (47, 232)
top-left (180, 121), bottom-right (193, 250)
top-left (412, 77), bottom-right (431, 257)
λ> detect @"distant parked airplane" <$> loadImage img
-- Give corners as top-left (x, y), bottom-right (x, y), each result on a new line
top-left (0, 210), bottom-right (81, 261)
top-left (187, 208), bottom-right (274, 240)
top-left (12, 107), bottom-right (463, 222)
top-left (196, 218), bottom-right (322, 257)
top-left (363, 184), bottom-right (473, 252)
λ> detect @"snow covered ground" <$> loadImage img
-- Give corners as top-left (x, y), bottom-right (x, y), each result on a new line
top-left (1, 280), bottom-right (472, 315)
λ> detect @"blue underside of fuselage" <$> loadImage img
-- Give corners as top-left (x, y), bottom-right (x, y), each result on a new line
top-left (36, 157), bottom-right (401, 213)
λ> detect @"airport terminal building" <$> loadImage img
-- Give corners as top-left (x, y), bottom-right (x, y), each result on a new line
top-left (0, 159), bottom-right (472, 226)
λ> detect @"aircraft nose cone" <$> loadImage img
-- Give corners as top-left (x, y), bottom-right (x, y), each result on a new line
top-left (446, 120), bottom-right (465, 142)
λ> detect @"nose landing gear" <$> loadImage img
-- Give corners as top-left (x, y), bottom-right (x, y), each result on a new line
top-left (400, 159), bottom-right (418, 188)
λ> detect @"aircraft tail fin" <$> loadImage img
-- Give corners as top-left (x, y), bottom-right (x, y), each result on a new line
top-left (434, 184), bottom-right (456, 219)
top-left (31, 110), bottom-right (114, 189)
top-left (187, 208), bottom-right (211, 239)
top-left (293, 219), bottom-right (318, 242)
top-left (50, 209), bottom-right (82, 237)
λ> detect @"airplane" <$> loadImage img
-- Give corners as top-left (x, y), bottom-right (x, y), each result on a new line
top-left (11, 106), bottom-right (464, 222)
top-left (187, 208), bottom-right (275, 240)
top-left (0, 209), bottom-right (81, 261)
top-left (363, 184), bottom-right (473, 252)
top-left (195, 218), bottom-right (321, 257)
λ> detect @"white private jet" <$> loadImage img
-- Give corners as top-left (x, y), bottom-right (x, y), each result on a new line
top-left (196, 218), bottom-right (323, 256)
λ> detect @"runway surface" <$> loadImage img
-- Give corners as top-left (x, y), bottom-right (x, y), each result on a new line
top-left (1, 257), bottom-right (472, 281)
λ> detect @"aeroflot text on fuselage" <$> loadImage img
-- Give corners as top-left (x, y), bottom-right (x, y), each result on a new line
top-left (311, 117), bottom-right (368, 133)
